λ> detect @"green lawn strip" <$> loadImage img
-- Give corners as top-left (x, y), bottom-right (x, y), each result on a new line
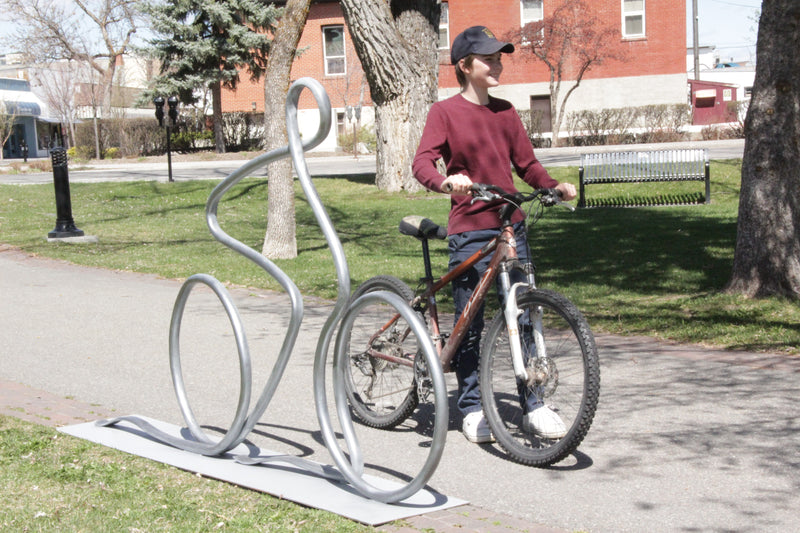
top-left (0, 416), bottom-right (371, 532)
top-left (0, 159), bottom-right (797, 354)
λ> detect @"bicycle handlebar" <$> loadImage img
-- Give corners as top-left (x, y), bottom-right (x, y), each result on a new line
top-left (442, 181), bottom-right (570, 209)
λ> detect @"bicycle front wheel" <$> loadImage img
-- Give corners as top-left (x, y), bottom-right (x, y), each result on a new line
top-left (341, 275), bottom-right (420, 429)
top-left (480, 289), bottom-right (600, 466)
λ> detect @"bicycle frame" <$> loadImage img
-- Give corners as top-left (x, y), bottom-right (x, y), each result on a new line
top-left (423, 223), bottom-right (518, 371)
top-left (371, 219), bottom-right (540, 381)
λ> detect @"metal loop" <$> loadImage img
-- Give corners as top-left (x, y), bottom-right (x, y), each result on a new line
top-left (100, 77), bottom-right (446, 503)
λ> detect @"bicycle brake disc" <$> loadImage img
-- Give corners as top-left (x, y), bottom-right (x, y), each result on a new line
top-left (528, 356), bottom-right (559, 397)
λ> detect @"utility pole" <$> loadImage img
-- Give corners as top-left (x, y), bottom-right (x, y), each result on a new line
top-left (692, 0), bottom-right (700, 79)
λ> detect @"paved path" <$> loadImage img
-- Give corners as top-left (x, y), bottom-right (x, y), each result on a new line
top-left (1, 245), bottom-right (798, 532)
top-left (0, 139), bottom-right (745, 185)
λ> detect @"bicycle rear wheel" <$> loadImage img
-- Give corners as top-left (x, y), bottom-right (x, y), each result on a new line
top-left (480, 288), bottom-right (600, 466)
top-left (341, 276), bottom-right (420, 429)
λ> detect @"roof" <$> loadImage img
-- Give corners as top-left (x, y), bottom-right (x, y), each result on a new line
top-left (0, 77), bottom-right (46, 117)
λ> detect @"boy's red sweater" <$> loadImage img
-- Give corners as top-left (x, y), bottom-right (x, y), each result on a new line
top-left (412, 94), bottom-right (558, 235)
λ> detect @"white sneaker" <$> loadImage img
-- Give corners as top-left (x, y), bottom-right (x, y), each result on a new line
top-left (462, 411), bottom-right (495, 444)
top-left (523, 406), bottom-right (567, 439)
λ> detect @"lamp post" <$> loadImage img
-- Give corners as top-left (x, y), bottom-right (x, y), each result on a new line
top-left (47, 147), bottom-right (84, 239)
top-left (153, 95), bottom-right (179, 182)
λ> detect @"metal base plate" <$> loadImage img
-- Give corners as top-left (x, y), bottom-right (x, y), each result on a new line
top-left (59, 416), bottom-right (466, 526)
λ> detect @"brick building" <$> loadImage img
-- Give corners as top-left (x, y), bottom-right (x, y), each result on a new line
top-left (223, 0), bottom-right (687, 151)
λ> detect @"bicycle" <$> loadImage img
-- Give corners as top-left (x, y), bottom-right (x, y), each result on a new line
top-left (340, 183), bottom-right (600, 466)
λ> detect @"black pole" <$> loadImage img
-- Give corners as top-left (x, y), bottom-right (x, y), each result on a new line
top-left (48, 147), bottom-right (84, 239)
top-left (166, 125), bottom-right (173, 182)
top-left (166, 96), bottom-right (179, 183)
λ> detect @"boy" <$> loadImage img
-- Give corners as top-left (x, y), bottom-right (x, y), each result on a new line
top-left (412, 26), bottom-right (577, 443)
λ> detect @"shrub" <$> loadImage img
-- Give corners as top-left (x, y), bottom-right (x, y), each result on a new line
top-left (518, 109), bottom-right (551, 148)
top-left (564, 104), bottom-right (691, 146)
top-left (27, 159), bottom-right (52, 172)
top-left (337, 124), bottom-right (377, 154)
top-left (637, 104), bottom-right (691, 143)
top-left (170, 130), bottom-right (214, 152)
top-left (221, 112), bottom-right (263, 152)
top-left (67, 145), bottom-right (94, 162)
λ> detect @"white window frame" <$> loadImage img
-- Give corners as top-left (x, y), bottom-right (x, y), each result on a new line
top-left (520, 0), bottom-right (544, 27)
top-left (438, 2), bottom-right (450, 50)
top-left (322, 25), bottom-right (346, 76)
top-left (622, 0), bottom-right (645, 38)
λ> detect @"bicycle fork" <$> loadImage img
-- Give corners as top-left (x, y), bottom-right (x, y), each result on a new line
top-left (498, 267), bottom-right (544, 387)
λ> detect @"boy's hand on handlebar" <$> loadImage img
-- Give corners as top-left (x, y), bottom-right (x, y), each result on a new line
top-left (555, 182), bottom-right (577, 202)
top-left (441, 174), bottom-right (473, 195)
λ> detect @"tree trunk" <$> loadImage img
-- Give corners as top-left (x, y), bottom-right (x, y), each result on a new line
top-left (261, 0), bottom-right (312, 259)
top-left (548, 75), bottom-right (562, 147)
top-left (211, 80), bottom-right (226, 154)
top-left (340, 0), bottom-right (439, 192)
top-left (726, 1), bottom-right (800, 299)
top-left (92, 112), bottom-right (101, 158)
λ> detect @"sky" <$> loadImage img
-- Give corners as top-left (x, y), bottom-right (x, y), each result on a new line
top-left (687, 0), bottom-right (761, 64)
top-left (1, 1), bottom-right (763, 64)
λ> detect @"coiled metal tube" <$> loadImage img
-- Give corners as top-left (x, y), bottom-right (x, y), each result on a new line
top-left (99, 78), bottom-right (446, 503)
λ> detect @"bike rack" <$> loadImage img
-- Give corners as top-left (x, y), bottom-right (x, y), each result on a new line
top-left (99, 78), bottom-right (448, 504)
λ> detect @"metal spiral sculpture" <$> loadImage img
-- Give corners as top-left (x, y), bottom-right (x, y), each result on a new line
top-left (99, 78), bottom-right (448, 503)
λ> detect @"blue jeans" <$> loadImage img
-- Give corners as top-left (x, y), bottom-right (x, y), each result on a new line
top-left (448, 222), bottom-right (538, 416)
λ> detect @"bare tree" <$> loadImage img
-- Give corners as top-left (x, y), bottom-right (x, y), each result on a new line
top-left (330, 51), bottom-right (368, 155)
top-left (0, 0), bottom-right (140, 118)
top-left (31, 63), bottom-right (81, 148)
top-left (0, 103), bottom-right (20, 160)
top-left (261, 0), bottom-right (313, 259)
top-left (507, 0), bottom-right (628, 147)
top-left (339, 0), bottom-right (440, 192)
top-left (726, 0), bottom-right (800, 299)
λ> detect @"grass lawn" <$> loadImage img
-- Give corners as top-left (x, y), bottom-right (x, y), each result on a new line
top-left (0, 159), bottom-right (797, 354)
top-left (0, 415), bottom-right (371, 532)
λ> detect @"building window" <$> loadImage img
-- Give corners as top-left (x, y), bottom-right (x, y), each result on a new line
top-left (622, 0), bottom-right (645, 38)
top-left (337, 111), bottom-right (346, 138)
top-left (438, 3), bottom-right (450, 49)
top-left (521, 0), bottom-right (543, 27)
top-left (323, 25), bottom-right (345, 76)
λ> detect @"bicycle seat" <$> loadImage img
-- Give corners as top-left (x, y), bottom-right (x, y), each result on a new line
top-left (399, 215), bottom-right (448, 241)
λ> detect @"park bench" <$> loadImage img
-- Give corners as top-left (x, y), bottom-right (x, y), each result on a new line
top-left (577, 148), bottom-right (710, 208)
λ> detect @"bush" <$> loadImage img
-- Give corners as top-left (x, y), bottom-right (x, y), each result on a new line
top-left (67, 145), bottom-right (95, 162)
top-left (221, 112), bottom-right (263, 152)
top-left (563, 104), bottom-right (691, 146)
top-left (337, 124), bottom-right (377, 154)
top-left (103, 147), bottom-right (121, 159)
top-left (170, 130), bottom-right (214, 152)
top-left (637, 104), bottom-right (691, 143)
top-left (27, 159), bottom-right (52, 172)
top-left (110, 118), bottom-right (165, 157)
top-left (518, 109), bottom-right (551, 148)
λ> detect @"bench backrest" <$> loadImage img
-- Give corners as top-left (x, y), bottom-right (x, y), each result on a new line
top-left (580, 149), bottom-right (709, 183)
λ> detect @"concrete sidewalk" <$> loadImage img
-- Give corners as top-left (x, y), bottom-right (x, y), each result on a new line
top-left (2, 245), bottom-right (799, 532)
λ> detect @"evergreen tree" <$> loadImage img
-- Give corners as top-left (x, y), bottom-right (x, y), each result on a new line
top-left (143, 0), bottom-right (280, 153)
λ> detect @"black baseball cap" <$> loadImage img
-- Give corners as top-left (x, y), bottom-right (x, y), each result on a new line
top-left (450, 26), bottom-right (515, 65)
